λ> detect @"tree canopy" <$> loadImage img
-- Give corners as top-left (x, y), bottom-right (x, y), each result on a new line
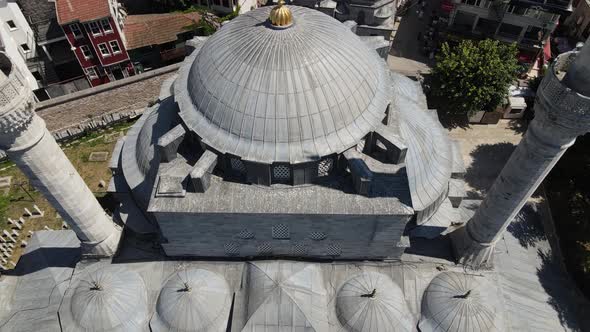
top-left (430, 39), bottom-right (519, 116)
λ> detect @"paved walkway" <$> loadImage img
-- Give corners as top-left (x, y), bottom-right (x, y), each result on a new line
top-left (448, 120), bottom-right (590, 331)
top-left (387, 0), bottom-right (441, 75)
top-left (448, 120), bottom-right (525, 198)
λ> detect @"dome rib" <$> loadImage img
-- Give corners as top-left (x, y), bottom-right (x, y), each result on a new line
top-left (176, 6), bottom-right (389, 164)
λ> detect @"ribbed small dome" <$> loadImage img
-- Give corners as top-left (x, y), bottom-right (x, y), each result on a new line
top-left (336, 272), bottom-right (413, 332)
top-left (419, 272), bottom-right (500, 332)
top-left (69, 266), bottom-right (148, 331)
top-left (151, 269), bottom-right (231, 332)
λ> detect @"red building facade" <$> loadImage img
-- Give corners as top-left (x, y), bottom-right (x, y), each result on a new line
top-left (56, 0), bottom-right (134, 87)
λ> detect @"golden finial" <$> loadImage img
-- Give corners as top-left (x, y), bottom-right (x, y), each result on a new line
top-left (269, 0), bottom-right (293, 27)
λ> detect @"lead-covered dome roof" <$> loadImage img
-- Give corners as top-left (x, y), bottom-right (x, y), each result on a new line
top-left (151, 269), bottom-right (231, 332)
top-left (419, 272), bottom-right (501, 332)
top-left (176, 6), bottom-right (390, 164)
top-left (65, 265), bottom-right (149, 332)
top-left (336, 272), bottom-right (413, 332)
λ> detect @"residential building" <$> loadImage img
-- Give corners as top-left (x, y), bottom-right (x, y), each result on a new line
top-left (55, 0), bottom-right (134, 87)
top-left (291, 0), bottom-right (397, 39)
top-left (445, 0), bottom-right (572, 65)
top-left (122, 12), bottom-right (202, 69)
top-left (564, 0), bottom-right (590, 41)
top-left (0, 0), bottom-right (38, 90)
top-left (16, 0), bottom-right (88, 99)
top-left (192, 0), bottom-right (258, 14)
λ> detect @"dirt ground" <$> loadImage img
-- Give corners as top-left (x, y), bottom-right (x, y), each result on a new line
top-left (0, 121), bottom-right (134, 268)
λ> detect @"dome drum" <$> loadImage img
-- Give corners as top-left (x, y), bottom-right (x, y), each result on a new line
top-left (223, 154), bottom-right (337, 186)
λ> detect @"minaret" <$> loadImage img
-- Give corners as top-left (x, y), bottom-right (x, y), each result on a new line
top-left (0, 52), bottom-right (120, 256)
top-left (452, 43), bottom-right (590, 269)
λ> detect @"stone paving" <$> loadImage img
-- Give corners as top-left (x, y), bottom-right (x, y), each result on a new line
top-left (387, 0), bottom-right (442, 75)
top-left (448, 119), bottom-right (590, 331)
top-left (448, 120), bottom-right (525, 198)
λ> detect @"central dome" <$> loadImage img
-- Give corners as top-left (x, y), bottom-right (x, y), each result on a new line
top-left (177, 6), bottom-right (390, 163)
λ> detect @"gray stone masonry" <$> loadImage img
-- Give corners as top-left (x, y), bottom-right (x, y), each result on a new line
top-left (0, 52), bottom-right (121, 257)
top-left (373, 123), bottom-right (408, 164)
top-left (36, 67), bottom-right (177, 132)
top-left (190, 150), bottom-right (217, 193)
top-left (157, 124), bottom-right (185, 162)
top-left (452, 44), bottom-right (590, 269)
top-left (343, 148), bottom-right (373, 195)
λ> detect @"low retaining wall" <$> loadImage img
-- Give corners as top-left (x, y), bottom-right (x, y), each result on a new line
top-left (0, 63), bottom-right (180, 160)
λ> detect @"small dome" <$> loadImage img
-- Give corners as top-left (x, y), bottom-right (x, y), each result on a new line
top-left (243, 262), bottom-right (329, 331)
top-left (69, 266), bottom-right (148, 331)
top-left (419, 272), bottom-right (500, 332)
top-left (336, 272), bottom-right (413, 332)
top-left (151, 269), bottom-right (231, 332)
top-left (176, 6), bottom-right (390, 164)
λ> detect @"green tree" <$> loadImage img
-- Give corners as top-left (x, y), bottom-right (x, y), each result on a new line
top-left (430, 39), bottom-right (519, 117)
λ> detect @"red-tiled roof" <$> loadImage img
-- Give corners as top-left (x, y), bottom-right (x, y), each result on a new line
top-left (123, 13), bottom-right (202, 50)
top-left (55, 0), bottom-right (111, 25)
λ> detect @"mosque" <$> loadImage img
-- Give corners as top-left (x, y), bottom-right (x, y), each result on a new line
top-left (0, 2), bottom-right (589, 331)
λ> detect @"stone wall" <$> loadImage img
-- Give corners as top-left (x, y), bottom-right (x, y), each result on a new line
top-left (36, 64), bottom-right (180, 134)
top-left (156, 212), bottom-right (411, 260)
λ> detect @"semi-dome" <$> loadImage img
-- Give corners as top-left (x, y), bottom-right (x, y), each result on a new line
top-left (151, 269), bottom-right (231, 332)
top-left (175, 5), bottom-right (390, 164)
top-left (419, 272), bottom-right (500, 332)
top-left (67, 266), bottom-right (149, 332)
top-left (336, 272), bottom-right (413, 332)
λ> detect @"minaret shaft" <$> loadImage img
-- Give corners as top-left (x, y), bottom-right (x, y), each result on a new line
top-left (0, 52), bottom-right (120, 256)
top-left (452, 43), bottom-right (590, 268)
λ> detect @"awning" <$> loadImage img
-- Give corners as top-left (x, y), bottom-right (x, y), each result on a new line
top-left (441, 0), bottom-right (454, 13)
top-left (543, 38), bottom-right (551, 63)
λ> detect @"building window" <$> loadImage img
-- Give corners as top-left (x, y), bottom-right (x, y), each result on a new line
top-left (452, 11), bottom-right (477, 31)
top-left (523, 26), bottom-right (543, 42)
top-left (80, 45), bottom-right (93, 59)
top-left (109, 40), bottom-right (121, 54)
top-left (100, 19), bottom-right (113, 33)
top-left (6, 20), bottom-right (17, 31)
top-left (272, 224), bottom-right (290, 239)
top-left (85, 67), bottom-right (98, 79)
top-left (20, 44), bottom-right (30, 53)
top-left (497, 23), bottom-right (522, 41)
top-left (88, 21), bottom-right (101, 35)
top-left (32, 71), bottom-right (43, 81)
top-left (326, 243), bottom-right (342, 256)
top-left (318, 158), bottom-right (334, 177)
top-left (230, 158), bottom-right (247, 174)
top-left (272, 164), bottom-right (291, 182)
top-left (70, 23), bottom-right (82, 38)
top-left (462, 0), bottom-right (481, 6)
top-left (308, 231), bottom-right (327, 241)
top-left (98, 43), bottom-right (110, 57)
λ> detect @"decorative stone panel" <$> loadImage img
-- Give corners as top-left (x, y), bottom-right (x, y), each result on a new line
top-left (237, 229), bottom-right (254, 239)
top-left (272, 224), bottom-right (290, 239)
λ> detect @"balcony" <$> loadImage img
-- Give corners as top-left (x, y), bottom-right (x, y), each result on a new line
top-left (509, 0), bottom-right (572, 14)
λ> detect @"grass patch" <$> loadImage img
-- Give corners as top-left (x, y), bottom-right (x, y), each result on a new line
top-left (0, 120), bottom-right (136, 268)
